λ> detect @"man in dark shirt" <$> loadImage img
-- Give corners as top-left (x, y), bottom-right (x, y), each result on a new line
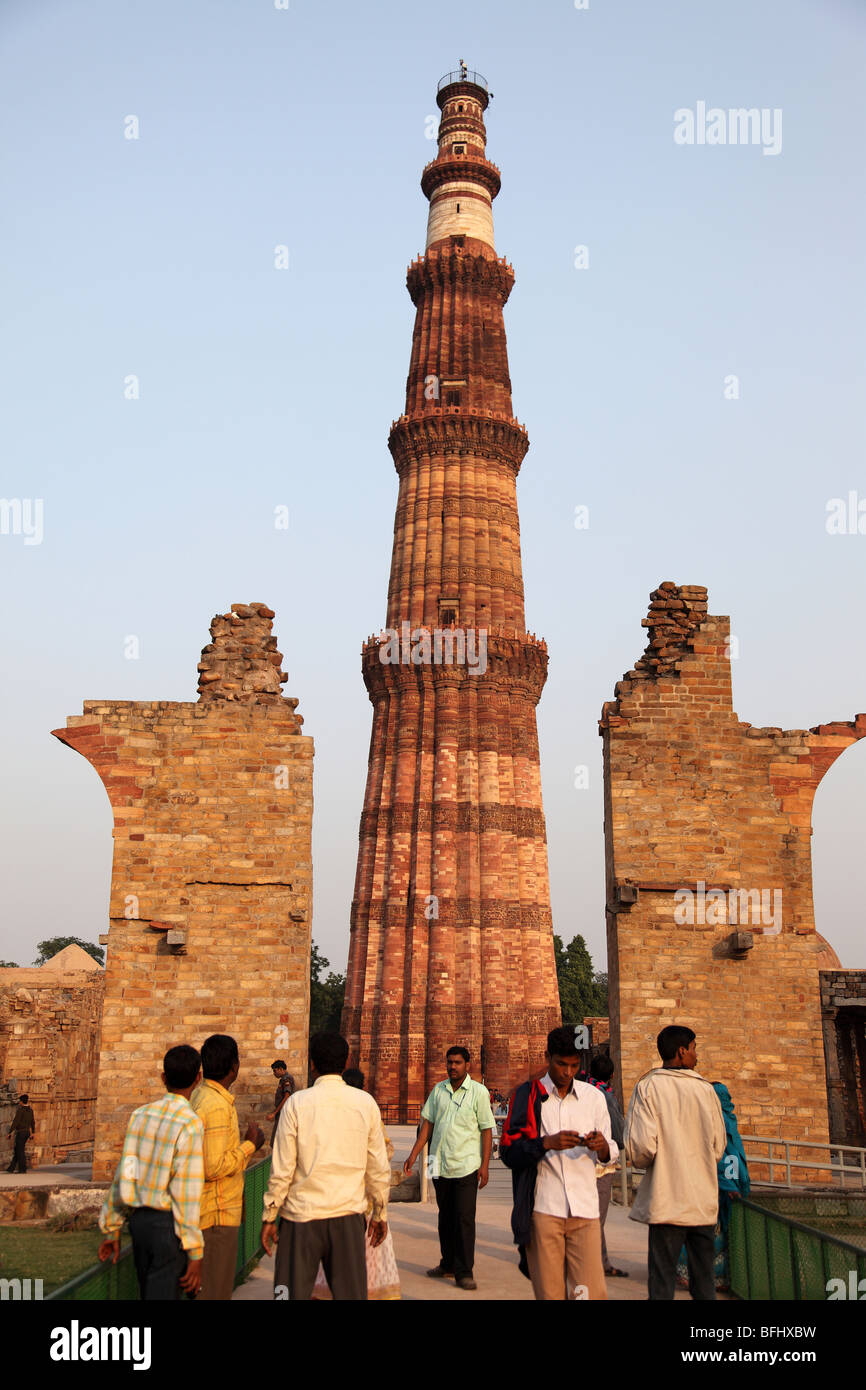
top-left (266, 1061), bottom-right (296, 1148)
top-left (7, 1093), bottom-right (35, 1173)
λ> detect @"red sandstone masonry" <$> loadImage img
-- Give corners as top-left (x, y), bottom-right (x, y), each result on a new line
top-left (343, 79), bottom-right (561, 1109)
top-left (53, 604), bottom-right (313, 1182)
top-left (600, 583), bottom-right (866, 1163)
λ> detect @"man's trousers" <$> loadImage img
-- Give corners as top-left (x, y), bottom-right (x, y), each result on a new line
top-left (273, 1213), bottom-right (367, 1300)
top-left (6, 1132), bottom-right (28, 1173)
top-left (647, 1222), bottom-right (716, 1300)
top-left (197, 1224), bottom-right (240, 1301)
top-left (526, 1210), bottom-right (608, 1301)
top-left (128, 1207), bottom-right (188, 1301)
top-left (432, 1171), bottom-right (478, 1281)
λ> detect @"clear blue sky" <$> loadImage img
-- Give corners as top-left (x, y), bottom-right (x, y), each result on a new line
top-left (2, 0), bottom-right (864, 974)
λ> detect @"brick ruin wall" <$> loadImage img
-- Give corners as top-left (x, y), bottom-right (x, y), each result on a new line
top-left (52, 603), bottom-right (314, 1183)
top-left (600, 583), bottom-right (865, 1163)
top-left (0, 968), bottom-right (104, 1167)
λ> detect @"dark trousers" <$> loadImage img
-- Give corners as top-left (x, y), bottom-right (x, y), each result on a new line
top-left (648, 1222), bottom-right (716, 1300)
top-left (273, 1214), bottom-right (366, 1300)
top-left (128, 1207), bottom-right (188, 1301)
top-left (6, 1132), bottom-right (28, 1173)
top-left (433, 1171), bottom-right (478, 1280)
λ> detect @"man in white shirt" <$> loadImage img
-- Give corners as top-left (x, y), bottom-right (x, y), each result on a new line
top-left (501, 1025), bottom-right (617, 1300)
top-left (260, 1032), bottom-right (391, 1300)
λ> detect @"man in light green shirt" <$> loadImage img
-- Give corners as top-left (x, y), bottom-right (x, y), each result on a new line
top-left (403, 1046), bottom-right (495, 1290)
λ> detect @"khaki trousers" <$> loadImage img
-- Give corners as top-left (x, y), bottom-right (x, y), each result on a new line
top-left (198, 1224), bottom-right (240, 1301)
top-left (526, 1211), bottom-right (608, 1301)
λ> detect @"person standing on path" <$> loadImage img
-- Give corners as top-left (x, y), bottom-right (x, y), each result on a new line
top-left (98, 1044), bottom-right (205, 1300)
top-left (311, 1068), bottom-right (402, 1301)
top-left (624, 1024), bottom-right (726, 1300)
top-left (403, 1045), bottom-right (495, 1292)
top-left (500, 1026), bottom-right (615, 1301)
top-left (191, 1033), bottom-right (265, 1301)
top-left (261, 1033), bottom-right (391, 1301)
top-left (6, 1093), bottom-right (35, 1173)
top-left (586, 1053), bottom-right (628, 1278)
top-left (266, 1060), bottom-right (296, 1149)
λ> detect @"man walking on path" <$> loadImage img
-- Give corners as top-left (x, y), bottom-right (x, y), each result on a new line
top-left (403, 1046), bottom-right (495, 1291)
top-left (98, 1044), bottom-right (205, 1300)
top-left (192, 1034), bottom-right (265, 1300)
top-left (624, 1024), bottom-right (726, 1300)
top-left (500, 1026), bottom-right (616, 1300)
top-left (6, 1093), bottom-right (35, 1173)
top-left (261, 1032), bottom-right (391, 1300)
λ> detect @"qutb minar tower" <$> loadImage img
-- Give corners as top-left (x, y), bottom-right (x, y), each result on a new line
top-left (343, 66), bottom-right (561, 1110)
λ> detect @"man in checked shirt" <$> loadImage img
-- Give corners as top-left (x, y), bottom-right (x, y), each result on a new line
top-left (98, 1044), bottom-right (205, 1299)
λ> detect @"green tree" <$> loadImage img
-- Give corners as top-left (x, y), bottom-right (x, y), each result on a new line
top-left (0, 960), bottom-right (19, 968)
top-left (309, 942), bottom-right (346, 1036)
top-left (33, 936), bottom-right (105, 967)
top-left (554, 933), bottom-right (607, 1024)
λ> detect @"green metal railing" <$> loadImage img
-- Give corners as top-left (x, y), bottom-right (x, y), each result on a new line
top-left (236, 1156), bottom-right (271, 1284)
top-left (729, 1196), bottom-right (866, 1300)
top-left (47, 1156), bottom-right (271, 1301)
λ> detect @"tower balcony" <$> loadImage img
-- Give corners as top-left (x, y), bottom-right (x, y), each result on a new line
top-left (360, 626), bottom-right (549, 703)
top-left (387, 409), bottom-right (530, 476)
top-left (421, 153), bottom-right (501, 200)
top-left (363, 626), bottom-right (548, 654)
top-left (436, 69), bottom-right (491, 111)
top-left (437, 68), bottom-right (490, 94)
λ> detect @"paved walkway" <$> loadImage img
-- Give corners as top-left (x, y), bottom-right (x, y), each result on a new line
top-left (234, 1125), bottom-right (696, 1302)
top-left (0, 1164), bottom-right (94, 1188)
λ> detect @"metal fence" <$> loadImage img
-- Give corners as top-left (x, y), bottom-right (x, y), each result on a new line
top-left (729, 1196), bottom-right (866, 1300)
top-left (617, 1135), bottom-right (866, 1209)
top-left (378, 1106), bottom-right (421, 1126)
top-left (437, 69), bottom-right (489, 93)
top-left (739, 1135), bottom-right (866, 1188)
top-left (236, 1156), bottom-right (270, 1283)
top-left (46, 1155), bottom-right (271, 1301)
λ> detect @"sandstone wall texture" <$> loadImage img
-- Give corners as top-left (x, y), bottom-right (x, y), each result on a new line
top-left (52, 603), bottom-right (313, 1182)
top-left (0, 966), bottom-right (104, 1167)
top-left (583, 1017), bottom-right (610, 1049)
top-left (600, 582), bottom-right (865, 1160)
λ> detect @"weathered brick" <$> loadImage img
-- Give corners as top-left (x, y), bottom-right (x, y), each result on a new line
top-left (52, 605), bottom-right (313, 1182)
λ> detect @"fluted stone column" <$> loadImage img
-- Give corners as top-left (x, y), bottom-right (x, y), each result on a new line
top-left (343, 71), bottom-right (561, 1111)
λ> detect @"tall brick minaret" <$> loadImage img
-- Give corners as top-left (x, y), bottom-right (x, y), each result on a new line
top-left (343, 66), bottom-right (560, 1111)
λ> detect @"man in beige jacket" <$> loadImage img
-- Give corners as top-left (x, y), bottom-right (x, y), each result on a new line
top-left (260, 1032), bottom-right (391, 1300)
top-left (625, 1025), bottom-right (726, 1300)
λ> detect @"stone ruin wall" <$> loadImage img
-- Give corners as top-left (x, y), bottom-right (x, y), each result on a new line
top-left (600, 582), bottom-right (865, 1165)
top-left (52, 603), bottom-right (314, 1183)
top-left (0, 966), bottom-right (104, 1167)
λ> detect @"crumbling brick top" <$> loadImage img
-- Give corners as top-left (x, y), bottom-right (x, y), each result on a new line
top-left (633, 581), bottom-right (709, 679)
top-left (197, 602), bottom-right (292, 707)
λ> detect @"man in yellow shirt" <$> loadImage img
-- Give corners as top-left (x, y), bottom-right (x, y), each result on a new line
top-left (192, 1034), bottom-right (265, 1301)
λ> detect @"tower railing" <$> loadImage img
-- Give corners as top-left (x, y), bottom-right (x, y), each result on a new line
top-left (438, 69), bottom-right (489, 92)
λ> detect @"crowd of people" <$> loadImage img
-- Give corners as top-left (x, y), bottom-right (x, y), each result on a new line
top-left (87, 1020), bottom-right (749, 1301)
